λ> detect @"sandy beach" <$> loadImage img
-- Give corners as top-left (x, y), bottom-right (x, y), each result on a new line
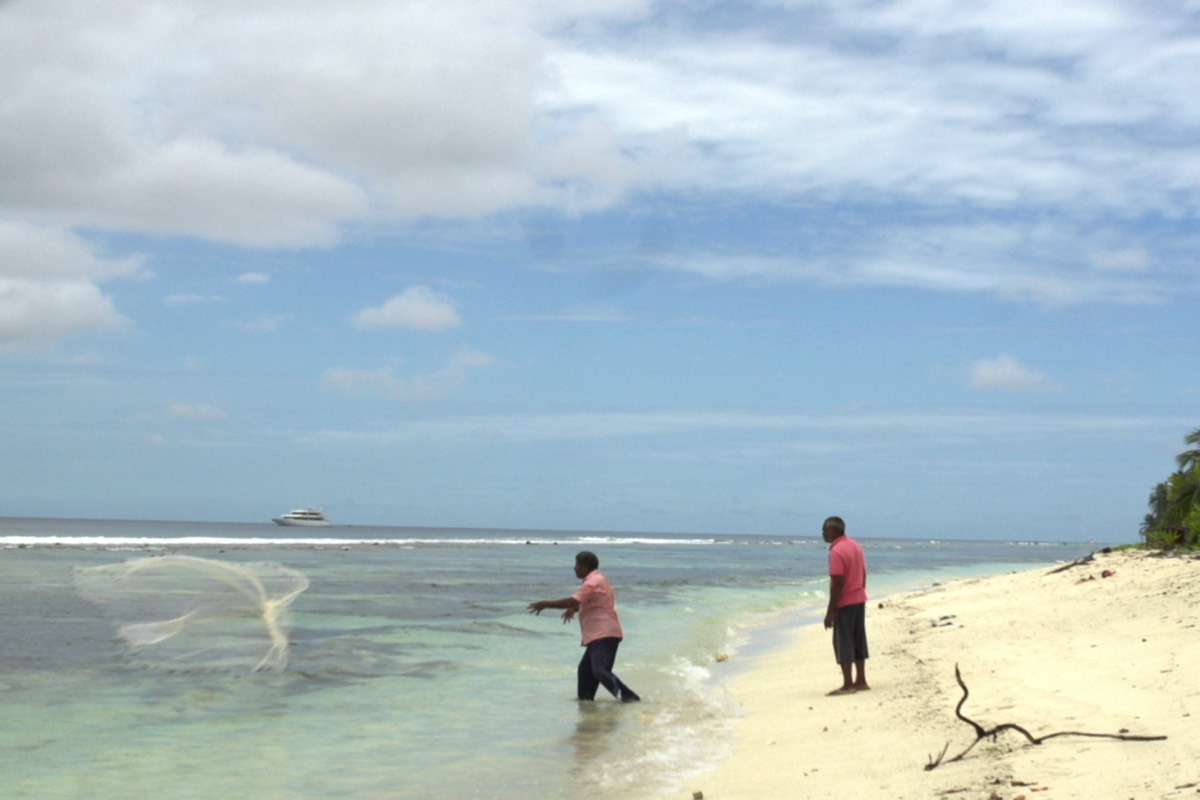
top-left (678, 548), bottom-right (1200, 800)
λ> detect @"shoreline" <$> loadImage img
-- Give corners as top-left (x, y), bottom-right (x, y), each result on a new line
top-left (676, 548), bottom-right (1200, 800)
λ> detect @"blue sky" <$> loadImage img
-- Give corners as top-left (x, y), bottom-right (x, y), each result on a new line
top-left (2, 0), bottom-right (1197, 540)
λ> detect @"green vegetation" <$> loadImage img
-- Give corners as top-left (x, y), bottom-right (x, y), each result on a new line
top-left (1140, 428), bottom-right (1200, 549)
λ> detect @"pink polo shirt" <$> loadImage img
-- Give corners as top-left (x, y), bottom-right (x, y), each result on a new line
top-left (829, 535), bottom-right (868, 608)
top-left (571, 570), bottom-right (625, 645)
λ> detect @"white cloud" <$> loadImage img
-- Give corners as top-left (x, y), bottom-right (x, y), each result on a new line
top-left (164, 294), bottom-right (224, 306)
top-left (1089, 248), bottom-right (1150, 273)
top-left (4, 1), bottom-right (1197, 228)
top-left (353, 286), bottom-right (462, 332)
top-left (0, 222), bottom-right (142, 282)
top-left (968, 354), bottom-right (1055, 392)
top-left (513, 308), bottom-right (635, 323)
top-left (1, 0), bottom-right (1199, 309)
top-left (168, 403), bottom-right (228, 420)
top-left (0, 0), bottom-right (639, 246)
top-left (0, 223), bottom-right (135, 348)
top-left (324, 347), bottom-right (493, 401)
top-left (648, 220), bottom-right (1171, 306)
top-left (236, 272), bottom-right (271, 284)
top-left (233, 314), bottom-right (287, 333)
top-left (0, 279), bottom-right (129, 349)
top-left (302, 407), bottom-right (1192, 447)
top-left (95, 140), bottom-right (368, 248)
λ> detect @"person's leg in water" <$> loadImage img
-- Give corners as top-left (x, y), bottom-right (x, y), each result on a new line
top-left (579, 638), bottom-right (640, 702)
top-left (577, 647), bottom-right (601, 701)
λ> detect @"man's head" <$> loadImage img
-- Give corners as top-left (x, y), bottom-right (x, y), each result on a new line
top-left (821, 516), bottom-right (846, 544)
top-left (574, 550), bottom-right (599, 578)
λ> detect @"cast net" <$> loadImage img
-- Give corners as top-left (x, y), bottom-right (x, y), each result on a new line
top-left (73, 555), bottom-right (310, 672)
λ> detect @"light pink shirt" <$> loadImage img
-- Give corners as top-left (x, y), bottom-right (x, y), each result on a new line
top-left (571, 570), bottom-right (625, 645)
top-left (829, 535), bottom-right (868, 608)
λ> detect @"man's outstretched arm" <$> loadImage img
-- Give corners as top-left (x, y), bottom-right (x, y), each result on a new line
top-left (528, 597), bottom-right (581, 623)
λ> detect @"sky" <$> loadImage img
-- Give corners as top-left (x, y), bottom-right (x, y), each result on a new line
top-left (2, 0), bottom-right (1198, 541)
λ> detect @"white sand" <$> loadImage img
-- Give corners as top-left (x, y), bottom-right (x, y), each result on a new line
top-left (676, 549), bottom-right (1200, 800)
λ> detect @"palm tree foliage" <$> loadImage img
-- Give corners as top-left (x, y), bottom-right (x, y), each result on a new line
top-left (1176, 427), bottom-right (1200, 472)
top-left (1142, 428), bottom-right (1200, 548)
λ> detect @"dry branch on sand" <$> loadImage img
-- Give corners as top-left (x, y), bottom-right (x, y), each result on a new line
top-left (1045, 552), bottom-right (1099, 574)
top-left (924, 664), bottom-right (1167, 770)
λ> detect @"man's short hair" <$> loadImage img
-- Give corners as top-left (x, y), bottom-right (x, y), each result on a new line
top-left (823, 516), bottom-right (846, 536)
top-left (575, 551), bottom-right (600, 570)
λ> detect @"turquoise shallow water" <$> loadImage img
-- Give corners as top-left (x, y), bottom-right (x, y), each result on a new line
top-left (0, 519), bottom-right (1107, 799)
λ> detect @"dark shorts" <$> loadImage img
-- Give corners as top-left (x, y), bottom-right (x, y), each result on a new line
top-left (831, 602), bottom-right (869, 665)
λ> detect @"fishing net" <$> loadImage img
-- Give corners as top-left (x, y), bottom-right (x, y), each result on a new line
top-left (73, 555), bottom-right (309, 673)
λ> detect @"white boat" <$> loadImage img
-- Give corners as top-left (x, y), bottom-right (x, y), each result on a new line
top-left (271, 508), bottom-right (332, 527)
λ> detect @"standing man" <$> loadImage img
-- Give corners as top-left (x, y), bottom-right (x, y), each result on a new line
top-left (822, 515), bottom-right (869, 695)
top-left (527, 550), bottom-right (641, 703)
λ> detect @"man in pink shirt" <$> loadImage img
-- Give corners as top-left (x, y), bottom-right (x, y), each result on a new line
top-left (822, 515), bottom-right (870, 695)
top-left (528, 551), bottom-right (641, 703)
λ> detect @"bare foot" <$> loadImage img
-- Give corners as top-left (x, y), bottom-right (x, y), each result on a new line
top-left (826, 686), bottom-right (857, 696)
top-left (853, 683), bottom-right (871, 692)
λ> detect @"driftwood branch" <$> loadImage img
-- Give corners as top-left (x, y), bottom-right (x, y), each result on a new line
top-left (924, 664), bottom-right (1166, 770)
top-left (1046, 552), bottom-right (1095, 574)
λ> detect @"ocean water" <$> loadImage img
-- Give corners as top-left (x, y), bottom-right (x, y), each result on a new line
top-left (0, 518), bottom-right (1107, 800)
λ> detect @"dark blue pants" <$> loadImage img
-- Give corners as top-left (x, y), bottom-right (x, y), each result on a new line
top-left (577, 637), bottom-right (640, 702)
